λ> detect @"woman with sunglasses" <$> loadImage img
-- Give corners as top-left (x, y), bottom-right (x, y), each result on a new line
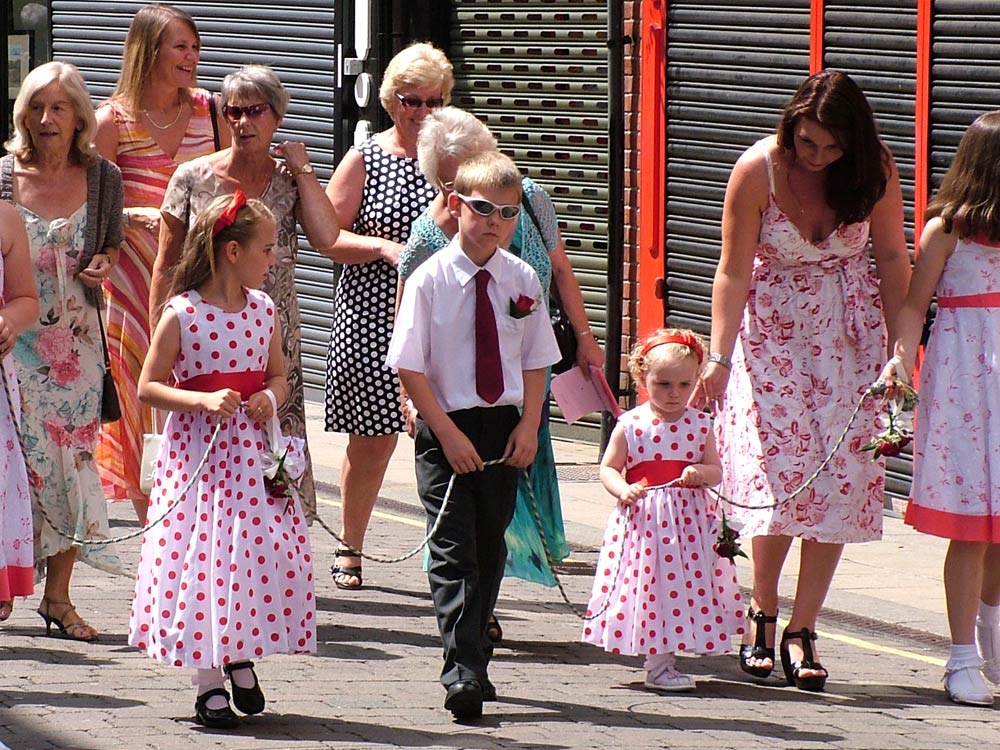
top-left (398, 107), bottom-right (604, 643)
top-left (94, 4), bottom-right (229, 525)
top-left (150, 64), bottom-right (340, 519)
top-left (322, 42), bottom-right (453, 590)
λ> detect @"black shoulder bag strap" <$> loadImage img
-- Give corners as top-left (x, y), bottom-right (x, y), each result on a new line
top-left (209, 94), bottom-right (222, 152)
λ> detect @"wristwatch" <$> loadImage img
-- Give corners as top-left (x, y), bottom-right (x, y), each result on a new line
top-left (291, 164), bottom-right (314, 177)
top-left (707, 352), bottom-right (732, 368)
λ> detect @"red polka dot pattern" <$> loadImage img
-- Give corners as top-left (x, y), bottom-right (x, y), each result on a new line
top-left (127, 291), bottom-right (316, 668)
top-left (581, 404), bottom-right (745, 656)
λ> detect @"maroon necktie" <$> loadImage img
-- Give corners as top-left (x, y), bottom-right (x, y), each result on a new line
top-left (475, 269), bottom-right (504, 404)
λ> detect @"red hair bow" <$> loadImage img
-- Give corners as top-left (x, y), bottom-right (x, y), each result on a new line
top-left (212, 190), bottom-right (248, 237)
top-left (641, 332), bottom-right (704, 364)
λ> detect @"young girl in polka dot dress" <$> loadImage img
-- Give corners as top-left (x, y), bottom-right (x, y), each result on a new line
top-left (582, 328), bottom-right (744, 692)
top-left (129, 192), bottom-right (315, 729)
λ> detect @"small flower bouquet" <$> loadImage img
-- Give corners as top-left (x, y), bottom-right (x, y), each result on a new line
top-left (862, 381), bottom-right (918, 460)
top-left (714, 509), bottom-right (747, 562)
top-left (509, 294), bottom-right (539, 319)
top-left (261, 436), bottom-right (306, 509)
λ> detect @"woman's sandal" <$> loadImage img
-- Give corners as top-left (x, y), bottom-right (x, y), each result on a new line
top-left (739, 606), bottom-right (778, 679)
top-left (36, 596), bottom-right (99, 642)
top-left (330, 547), bottom-right (363, 590)
top-left (486, 613), bottom-right (503, 646)
top-left (780, 627), bottom-right (828, 692)
top-left (0, 600), bottom-right (13, 622)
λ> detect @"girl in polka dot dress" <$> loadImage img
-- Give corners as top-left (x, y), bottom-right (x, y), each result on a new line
top-left (582, 328), bottom-right (744, 692)
top-left (129, 192), bottom-right (315, 729)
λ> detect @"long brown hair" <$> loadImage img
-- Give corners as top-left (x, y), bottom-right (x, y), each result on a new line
top-left (169, 194), bottom-right (274, 298)
top-left (776, 70), bottom-right (889, 225)
top-left (111, 4), bottom-right (199, 115)
top-left (926, 111), bottom-right (1000, 241)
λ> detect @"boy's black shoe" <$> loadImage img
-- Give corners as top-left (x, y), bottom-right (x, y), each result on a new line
top-left (444, 679), bottom-right (483, 719)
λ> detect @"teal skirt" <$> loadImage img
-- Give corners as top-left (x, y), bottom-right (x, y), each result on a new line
top-left (502, 422), bottom-right (570, 585)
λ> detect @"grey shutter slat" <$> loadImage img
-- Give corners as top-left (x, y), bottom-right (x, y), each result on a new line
top-left (824, 3), bottom-right (917, 508)
top-left (51, 1), bottom-right (338, 396)
top-left (449, 0), bottom-right (609, 438)
top-left (665, 1), bottom-right (811, 332)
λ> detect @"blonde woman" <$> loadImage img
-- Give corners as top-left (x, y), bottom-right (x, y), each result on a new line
top-left (3, 62), bottom-right (128, 640)
top-left (323, 42), bottom-right (454, 590)
top-left (95, 3), bottom-right (228, 524)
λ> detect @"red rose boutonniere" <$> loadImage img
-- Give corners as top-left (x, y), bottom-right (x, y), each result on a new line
top-left (509, 294), bottom-right (540, 319)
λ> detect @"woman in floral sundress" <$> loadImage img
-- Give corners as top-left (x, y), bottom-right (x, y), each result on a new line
top-left (95, 4), bottom-right (227, 524)
top-left (692, 70), bottom-right (910, 691)
top-left (4, 62), bottom-right (128, 642)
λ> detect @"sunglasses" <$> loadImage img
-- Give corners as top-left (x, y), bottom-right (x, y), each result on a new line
top-left (437, 178), bottom-right (455, 193)
top-left (455, 193), bottom-right (521, 220)
top-left (222, 102), bottom-right (272, 122)
top-left (395, 93), bottom-right (445, 110)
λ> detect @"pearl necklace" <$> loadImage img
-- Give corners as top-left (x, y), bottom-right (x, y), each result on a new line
top-left (142, 104), bottom-right (185, 130)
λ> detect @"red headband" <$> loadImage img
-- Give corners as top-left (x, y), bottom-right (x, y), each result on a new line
top-left (212, 190), bottom-right (248, 237)
top-left (641, 333), bottom-right (704, 364)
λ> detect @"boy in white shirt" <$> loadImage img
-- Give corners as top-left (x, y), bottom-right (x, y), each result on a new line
top-left (387, 151), bottom-right (560, 720)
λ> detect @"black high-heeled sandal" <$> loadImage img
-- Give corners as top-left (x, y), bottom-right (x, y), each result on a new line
top-left (739, 606), bottom-right (778, 679)
top-left (780, 627), bottom-right (828, 692)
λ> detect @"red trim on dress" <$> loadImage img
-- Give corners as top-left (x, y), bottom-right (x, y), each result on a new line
top-left (905, 503), bottom-right (1000, 543)
top-left (624, 459), bottom-right (691, 486)
top-left (177, 371), bottom-right (266, 400)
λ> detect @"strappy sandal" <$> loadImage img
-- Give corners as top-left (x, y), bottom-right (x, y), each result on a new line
top-left (36, 596), bottom-right (99, 642)
top-left (331, 547), bottom-right (363, 590)
top-left (739, 606), bottom-right (778, 679)
top-left (780, 627), bottom-right (828, 692)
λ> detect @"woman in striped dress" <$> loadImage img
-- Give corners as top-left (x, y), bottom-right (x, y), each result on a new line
top-left (95, 4), bottom-right (227, 523)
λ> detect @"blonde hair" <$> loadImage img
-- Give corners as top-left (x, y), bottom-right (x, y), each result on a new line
top-left (628, 328), bottom-right (706, 382)
top-left (379, 42), bottom-right (454, 113)
top-left (169, 194), bottom-right (274, 297)
top-left (111, 4), bottom-right (199, 115)
top-left (453, 151), bottom-right (522, 196)
top-left (6, 62), bottom-right (98, 166)
top-left (417, 107), bottom-right (497, 187)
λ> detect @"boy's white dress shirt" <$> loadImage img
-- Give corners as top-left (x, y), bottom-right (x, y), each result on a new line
top-left (387, 239), bottom-right (560, 413)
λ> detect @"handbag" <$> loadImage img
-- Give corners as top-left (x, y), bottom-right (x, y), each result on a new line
top-left (96, 307), bottom-right (121, 423)
top-left (517, 194), bottom-right (577, 374)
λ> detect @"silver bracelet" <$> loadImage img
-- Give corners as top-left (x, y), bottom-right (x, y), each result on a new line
top-left (707, 352), bottom-right (732, 368)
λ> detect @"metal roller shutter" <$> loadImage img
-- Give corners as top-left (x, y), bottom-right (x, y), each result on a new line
top-left (664, 0), bottom-right (811, 333)
top-left (448, 0), bottom-right (609, 439)
top-left (929, 2), bottom-right (1000, 189)
top-left (823, 3), bottom-right (917, 508)
top-left (51, 1), bottom-right (338, 396)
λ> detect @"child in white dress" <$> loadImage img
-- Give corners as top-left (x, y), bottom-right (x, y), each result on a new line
top-left (129, 192), bottom-right (315, 728)
top-left (582, 328), bottom-right (744, 691)
top-left (880, 112), bottom-right (1000, 707)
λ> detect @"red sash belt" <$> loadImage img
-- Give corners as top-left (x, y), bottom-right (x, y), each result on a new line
top-left (624, 459), bottom-right (691, 486)
top-left (177, 371), bottom-right (266, 400)
top-left (936, 292), bottom-right (1000, 309)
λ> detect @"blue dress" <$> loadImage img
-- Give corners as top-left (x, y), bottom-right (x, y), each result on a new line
top-left (399, 177), bottom-right (570, 585)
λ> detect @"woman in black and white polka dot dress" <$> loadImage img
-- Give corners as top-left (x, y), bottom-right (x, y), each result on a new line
top-left (323, 42), bottom-right (453, 589)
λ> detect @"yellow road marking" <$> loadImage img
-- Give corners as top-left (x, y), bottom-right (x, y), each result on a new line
top-left (317, 496), bottom-right (424, 528)
top-left (778, 617), bottom-right (946, 667)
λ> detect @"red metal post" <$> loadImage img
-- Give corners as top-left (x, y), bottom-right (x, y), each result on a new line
top-left (810, 0), bottom-right (825, 72)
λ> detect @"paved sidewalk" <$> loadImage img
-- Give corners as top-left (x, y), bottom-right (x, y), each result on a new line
top-left (1, 400), bottom-right (986, 750)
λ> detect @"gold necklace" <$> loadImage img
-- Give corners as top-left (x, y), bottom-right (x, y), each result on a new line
top-left (143, 104), bottom-right (185, 130)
